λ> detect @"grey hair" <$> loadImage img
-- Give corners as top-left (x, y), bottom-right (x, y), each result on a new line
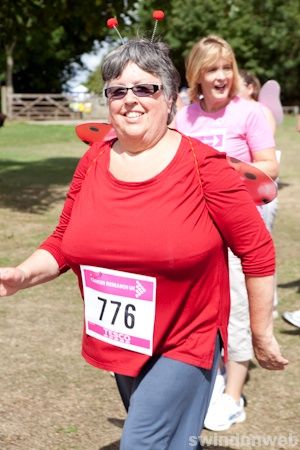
top-left (101, 39), bottom-right (180, 124)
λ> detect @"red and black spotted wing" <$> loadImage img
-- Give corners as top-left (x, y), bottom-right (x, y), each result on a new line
top-left (227, 156), bottom-right (277, 205)
top-left (75, 122), bottom-right (116, 145)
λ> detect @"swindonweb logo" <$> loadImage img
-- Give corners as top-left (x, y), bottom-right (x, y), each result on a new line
top-left (189, 432), bottom-right (299, 448)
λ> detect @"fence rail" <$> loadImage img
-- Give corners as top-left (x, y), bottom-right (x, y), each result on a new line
top-left (9, 93), bottom-right (78, 120)
top-left (282, 105), bottom-right (299, 115)
top-left (1, 87), bottom-right (107, 121)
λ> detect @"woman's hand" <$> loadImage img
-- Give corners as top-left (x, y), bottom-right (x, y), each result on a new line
top-left (0, 249), bottom-right (60, 297)
top-left (246, 275), bottom-right (288, 370)
top-left (252, 334), bottom-right (289, 370)
top-left (0, 267), bottom-right (27, 297)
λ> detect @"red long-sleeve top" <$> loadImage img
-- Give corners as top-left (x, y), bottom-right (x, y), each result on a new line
top-left (40, 134), bottom-right (275, 376)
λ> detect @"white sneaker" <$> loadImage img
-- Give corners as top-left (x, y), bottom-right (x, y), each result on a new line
top-left (204, 393), bottom-right (246, 431)
top-left (208, 371), bottom-right (226, 406)
top-left (282, 310), bottom-right (300, 328)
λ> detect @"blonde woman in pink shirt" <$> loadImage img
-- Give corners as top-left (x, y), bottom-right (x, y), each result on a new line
top-left (175, 35), bottom-right (279, 432)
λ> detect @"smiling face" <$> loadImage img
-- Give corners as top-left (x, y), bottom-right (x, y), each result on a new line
top-left (107, 62), bottom-right (172, 150)
top-left (199, 56), bottom-right (234, 111)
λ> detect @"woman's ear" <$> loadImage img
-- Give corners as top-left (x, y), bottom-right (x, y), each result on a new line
top-left (248, 83), bottom-right (255, 97)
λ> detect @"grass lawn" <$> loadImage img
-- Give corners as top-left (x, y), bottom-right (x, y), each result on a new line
top-left (0, 118), bottom-right (299, 450)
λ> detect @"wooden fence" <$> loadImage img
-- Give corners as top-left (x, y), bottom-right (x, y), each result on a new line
top-left (9, 93), bottom-right (78, 120)
top-left (1, 87), bottom-right (107, 121)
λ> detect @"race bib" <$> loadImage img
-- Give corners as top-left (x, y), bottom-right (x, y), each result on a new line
top-left (80, 265), bottom-right (156, 355)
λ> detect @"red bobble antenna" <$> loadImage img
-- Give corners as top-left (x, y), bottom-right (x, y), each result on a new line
top-left (151, 10), bottom-right (165, 42)
top-left (106, 17), bottom-right (124, 43)
top-left (107, 18), bottom-right (118, 29)
top-left (152, 10), bottom-right (165, 21)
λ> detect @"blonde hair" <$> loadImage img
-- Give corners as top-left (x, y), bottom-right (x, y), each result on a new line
top-left (186, 35), bottom-right (241, 103)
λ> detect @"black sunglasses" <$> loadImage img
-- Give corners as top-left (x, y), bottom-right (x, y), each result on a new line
top-left (104, 84), bottom-right (163, 100)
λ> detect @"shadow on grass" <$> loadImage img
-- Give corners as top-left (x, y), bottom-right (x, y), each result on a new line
top-left (278, 180), bottom-right (290, 190)
top-left (107, 417), bottom-right (124, 429)
top-left (280, 328), bottom-right (300, 335)
top-left (97, 418), bottom-right (124, 449)
top-left (0, 157), bottom-right (79, 213)
top-left (99, 441), bottom-right (120, 450)
top-left (278, 278), bottom-right (300, 293)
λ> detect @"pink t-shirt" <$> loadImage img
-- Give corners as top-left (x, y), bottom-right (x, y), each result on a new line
top-left (175, 96), bottom-right (275, 163)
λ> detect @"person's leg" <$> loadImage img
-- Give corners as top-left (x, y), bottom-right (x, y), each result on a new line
top-left (226, 251), bottom-right (252, 401)
top-left (120, 335), bottom-right (221, 450)
top-left (168, 336), bottom-right (221, 449)
top-left (260, 198), bottom-right (279, 317)
top-left (225, 360), bottom-right (249, 402)
top-left (114, 374), bottom-right (134, 412)
top-left (204, 252), bottom-right (251, 431)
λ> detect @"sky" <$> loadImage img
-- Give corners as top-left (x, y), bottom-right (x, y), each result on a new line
top-left (66, 43), bottom-right (109, 90)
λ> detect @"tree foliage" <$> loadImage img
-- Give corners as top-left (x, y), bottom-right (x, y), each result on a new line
top-left (0, 0), bottom-right (136, 92)
top-left (84, 63), bottom-right (103, 94)
top-left (136, 0), bottom-right (300, 104)
top-left (1, 0), bottom-right (299, 103)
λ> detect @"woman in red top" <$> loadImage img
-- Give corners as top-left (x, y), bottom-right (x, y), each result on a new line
top-left (0, 38), bottom-right (287, 449)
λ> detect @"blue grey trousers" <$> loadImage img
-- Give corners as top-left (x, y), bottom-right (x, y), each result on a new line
top-left (115, 334), bottom-right (221, 450)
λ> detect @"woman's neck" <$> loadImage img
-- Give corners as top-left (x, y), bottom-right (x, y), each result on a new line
top-left (200, 97), bottom-right (230, 113)
top-left (115, 127), bottom-right (170, 156)
top-left (109, 128), bottom-right (181, 182)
